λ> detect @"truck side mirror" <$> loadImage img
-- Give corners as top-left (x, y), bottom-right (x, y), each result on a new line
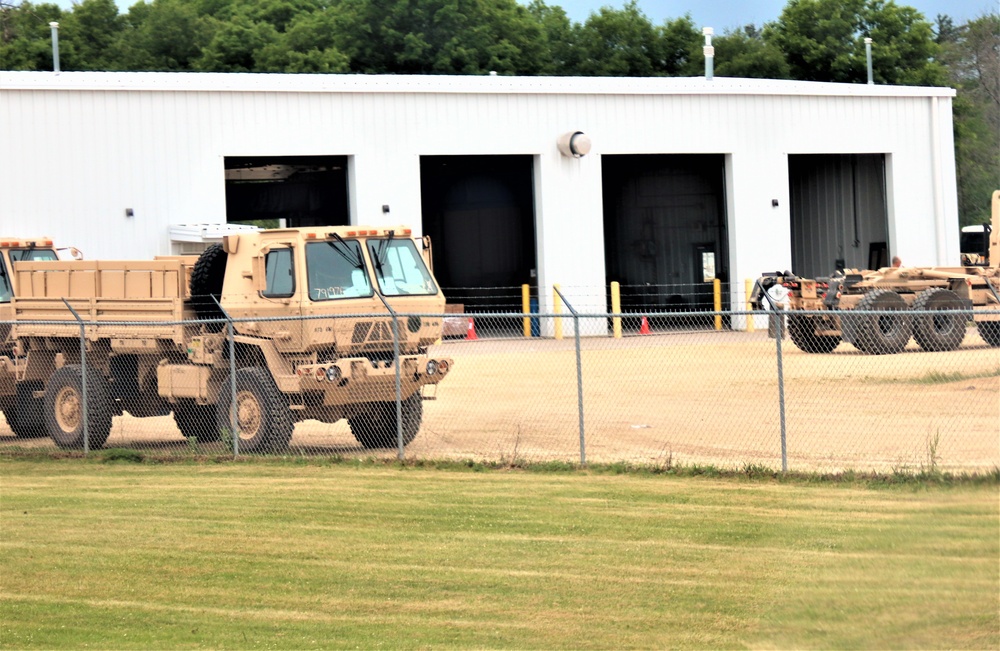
top-left (421, 235), bottom-right (433, 272)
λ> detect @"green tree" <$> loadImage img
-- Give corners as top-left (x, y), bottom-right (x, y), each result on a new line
top-left (194, 13), bottom-right (279, 71)
top-left (56, 0), bottom-right (122, 69)
top-left (659, 14), bottom-right (704, 76)
top-left (572, 1), bottom-right (662, 76)
top-left (331, 0), bottom-right (544, 75)
top-left (713, 25), bottom-right (791, 79)
top-left (764, 0), bottom-right (944, 85)
top-left (0, 1), bottom-right (63, 70)
top-left (524, 0), bottom-right (578, 75)
top-left (115, 0), bottom-right (213, 70)
top-left (943, 14), bottom-right (1000, 226)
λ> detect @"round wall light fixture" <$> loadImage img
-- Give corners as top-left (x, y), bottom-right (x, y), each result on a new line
top-left (557, 131), bottom-right (592, 158)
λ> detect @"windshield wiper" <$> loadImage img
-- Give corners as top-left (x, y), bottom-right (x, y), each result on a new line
top-left (374, 230), bottom-right (395, 275)
top-left (328, 234), bottom-right (365, 269)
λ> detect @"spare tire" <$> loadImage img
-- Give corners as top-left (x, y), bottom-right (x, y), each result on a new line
top-left (189, 243), bottom-right (227, 330)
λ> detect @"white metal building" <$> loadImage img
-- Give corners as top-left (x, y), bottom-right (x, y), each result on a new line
top-left (0, 71), bottom-right (958, 317)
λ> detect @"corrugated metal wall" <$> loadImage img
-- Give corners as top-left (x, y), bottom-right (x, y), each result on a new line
top-left (789, 154), bottom-right (887, 278)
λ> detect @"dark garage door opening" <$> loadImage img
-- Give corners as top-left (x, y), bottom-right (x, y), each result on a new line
top-left (225, 155), bottom-right (349, 228)
top-left (788, 154), bottom-right (888, 279)
top-left (420, 155), bottom-right (536, 316)
top-left (603, 154), bottom-right (728, 327)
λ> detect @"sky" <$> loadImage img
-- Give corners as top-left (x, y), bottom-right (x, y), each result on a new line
top-left (545, 0), bottom-right (999, 30)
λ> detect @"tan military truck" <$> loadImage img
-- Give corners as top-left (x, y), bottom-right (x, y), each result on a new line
top-left (3, 226), bottom-right (452, 451)
top-left (1, 237), bottom-right (62, 438)
top-left (754, 191), bottom-right (1000, 355)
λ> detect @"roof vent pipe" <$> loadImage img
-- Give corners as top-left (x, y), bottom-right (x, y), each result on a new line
top-left (49, 22), bottom-right (60, 72)
top-left (865, 37), bottom-right (873, 84)
top-left (703, 27), bottom-right (714, 80)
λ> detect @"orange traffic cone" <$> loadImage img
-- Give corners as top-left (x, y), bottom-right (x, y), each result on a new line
top-left (639, 316), bottom-right (651, 335)
top-left (465, 317), bottom-right (479, 341)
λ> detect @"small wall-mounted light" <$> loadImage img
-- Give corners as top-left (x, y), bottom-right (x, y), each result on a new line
top-left (125, 208), bottom-right (135, 218)
top-left (557, 131), bottom-right (592, 158)
top-left (771, 199), bottom-right (779, 208)
top-left (382, 204), bottom-right (390, 214)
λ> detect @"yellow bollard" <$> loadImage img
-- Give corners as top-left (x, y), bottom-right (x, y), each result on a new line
top-left (553, 283), bottom-right (563, 340)
top-left (522, 284), bottom-right (531, 338)
top-left (745, 279), bottom-right (755, 333)
top-left (611, 281), bottom-right (622, 339)
top-left (713, 278), bottom-right (722, 331)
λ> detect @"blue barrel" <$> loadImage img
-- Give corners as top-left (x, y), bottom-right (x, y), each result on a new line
top-left (529, 297), bottom-right (540, 337)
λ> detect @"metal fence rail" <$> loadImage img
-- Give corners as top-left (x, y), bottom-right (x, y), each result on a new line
top-left (1, 308), bottom-right (998, 473)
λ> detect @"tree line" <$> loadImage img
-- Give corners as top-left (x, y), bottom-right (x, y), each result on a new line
top-left (1, 0), bottom-right (997, 224)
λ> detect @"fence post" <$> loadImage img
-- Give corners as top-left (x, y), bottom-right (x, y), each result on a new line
top-left (774, 307), bottom-right (788, 472)
top-left (62, 299), bottom-right (89, 455)
top-left (227, 316), bottom-right (238, 456)
top-left (555, 286), bottom-right (585, 466)
top-left (757, 285), bottom-right (788, 472)
top-left (611, 281), bottom-right (622, 338)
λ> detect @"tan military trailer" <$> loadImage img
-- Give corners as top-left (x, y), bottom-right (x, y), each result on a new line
top-left (2, 226), bottom-right (452, 451)
top-left (0, 237), bottom-right (62, 438)
top-left (754, 191), bottom-right (1000, 355)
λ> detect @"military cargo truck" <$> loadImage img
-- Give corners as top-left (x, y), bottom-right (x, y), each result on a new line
top-left (754, 191), bottom-right (1000, 355)
top-left (1, 226), bottom-right (452, 451)
top-left (0, 237), bottom-right (62, 438)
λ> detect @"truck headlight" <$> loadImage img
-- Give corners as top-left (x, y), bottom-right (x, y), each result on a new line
top-left (325, 366), bottom-right (342, 382)
top-left (426, 360), bottom-right (439, 376)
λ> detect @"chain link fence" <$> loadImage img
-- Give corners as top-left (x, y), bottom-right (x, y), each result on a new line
top-left (2, 306), bottom-right (998, 473)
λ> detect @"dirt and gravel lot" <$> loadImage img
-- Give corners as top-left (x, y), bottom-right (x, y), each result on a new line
top-left (2, 329), bottom-right (998, 472)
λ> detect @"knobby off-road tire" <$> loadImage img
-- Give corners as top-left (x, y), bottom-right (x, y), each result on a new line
top-left (189, 243), bottom-right (228, 332)
top-left (842, 289), bottom-right (912, 355)
top-left (787, 315), bottom-right (841, 354)
top-left (173, 401), bottom-right (220, 442)
top-left (911, 287), bottom-right (968, 352)
top-left (43, 365), bottom-right (113, 450)
top-left (215, 367), bottom-right (293, 454)
top-left (977, 320), bottom-right (1000, 347)
top-left (3, 381), bottom-right (47, 438)
top-left (348, 393), bottom-right (423, 449)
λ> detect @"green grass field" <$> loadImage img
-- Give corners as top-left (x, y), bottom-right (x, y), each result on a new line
top-left (1, 457), bottom-right (997, 649)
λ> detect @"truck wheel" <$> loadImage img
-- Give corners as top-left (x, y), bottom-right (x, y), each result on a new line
top-left (787, 316), bottom-right (841, 353)
top-left (189, 243), bottom-right (227, 331)
top-left (348, 393), bottom-right (423, 449)
top-left (912, 288), bottom-right (968, 352)
top-left (43, 366), bottom-right (112, 450)
top-left (215, 367), bottom-right (293, 453)
top-left (977, 321), bottom-right (1000, 347)
top-left (173, 402), bottom-right (219, 442)
top-left (3, 381), bottom-right (47, 438)
top-left (842, 289), bottom-right (912, 355)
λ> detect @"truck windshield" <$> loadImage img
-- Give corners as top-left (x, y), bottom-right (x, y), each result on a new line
top-left (9, 249), bottom-right (58, 262)
top-left (306, 240), bottom-right (372, 301)
top-left (367, 238), bottom-right (437, 297)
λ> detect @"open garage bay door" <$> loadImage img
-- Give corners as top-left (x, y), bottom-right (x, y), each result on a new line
top-left (225, 155), bottom-right (349, 228)
top-left (420, 156), bottom-right (536, 317)
top-left (789, 154), bottom-right (888, 278)
top-left (603, 154), bottom-right (728, 326)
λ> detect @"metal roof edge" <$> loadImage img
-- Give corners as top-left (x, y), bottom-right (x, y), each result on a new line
top-left (0, 71), bottom-right (957, 98)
